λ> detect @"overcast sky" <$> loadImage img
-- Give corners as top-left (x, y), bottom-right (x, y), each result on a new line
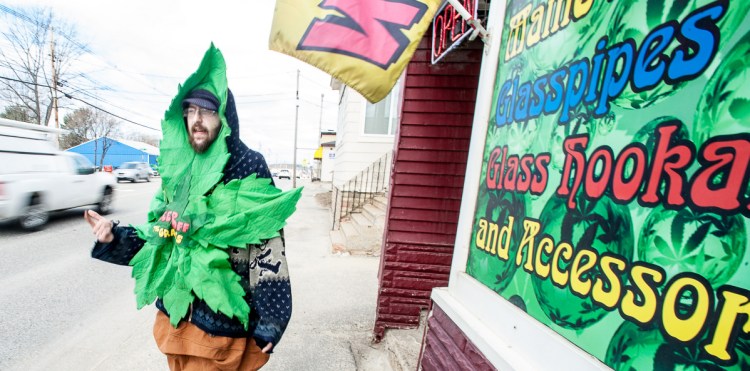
top-left (1, 0), bottom-right (339, 165)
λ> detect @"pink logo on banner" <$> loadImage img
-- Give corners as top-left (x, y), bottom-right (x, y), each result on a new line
top-left (298, 0), bottom-right (428, 69)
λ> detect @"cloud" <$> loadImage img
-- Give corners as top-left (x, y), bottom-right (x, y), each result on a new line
top-left (2, 0), bottom-right (339, 163)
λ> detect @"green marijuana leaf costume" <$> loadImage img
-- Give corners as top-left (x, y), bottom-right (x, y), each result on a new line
top-left (130, 44), bottom-right (302, 328)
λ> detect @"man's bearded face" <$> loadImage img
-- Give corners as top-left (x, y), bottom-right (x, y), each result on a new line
top-left (184, 104), bottom-right (220, 153)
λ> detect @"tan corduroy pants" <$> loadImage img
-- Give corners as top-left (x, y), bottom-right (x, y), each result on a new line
top-left (153, 311), bottom-right (270, 371)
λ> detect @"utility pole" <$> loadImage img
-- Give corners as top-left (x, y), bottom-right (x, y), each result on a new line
top-left (293, 69), bottom-right (300, 188)
top-left (316, 93), bottom-right (324, 182)
top-left (318, 93), bottom-right (324, 134)
top-left (49, 26), bottom-right (60, 146)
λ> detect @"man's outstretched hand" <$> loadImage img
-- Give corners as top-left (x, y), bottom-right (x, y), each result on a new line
top-left (262, 342), bottom-right (273, 354)
top-left (84, 209), bottom-right (114, 243)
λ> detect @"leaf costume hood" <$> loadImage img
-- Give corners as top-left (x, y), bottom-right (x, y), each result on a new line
top-left (130, 44), bottom-right (302, 328)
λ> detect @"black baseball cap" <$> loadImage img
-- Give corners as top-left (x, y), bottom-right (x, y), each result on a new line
top-left (182, 89), bottom-right (219, 111)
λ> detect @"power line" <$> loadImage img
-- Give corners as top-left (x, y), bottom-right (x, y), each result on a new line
top-left (299, 74), bottom-right (333, 90)
top-left (0, 4), bottom-right (91, 53)
top-left (0, 74), bottom-right (49, 87)
top-left (231, 71), bottom-right (297, 80)
top-left (0, 4), bottom-right (35, 24)
top-left (1, 4), bottom-right (169, 97)
top-left (0, 4), bottom-right (161, 123)
top-left (66, 93), bottom-right (158, 131)
top-left (234, 92), bottom-right (293, 98)
top-left (234, 98), bottom-right (295, 104)
top-left (0, 74), bottom-right (158, 131)
top-left (66, 86), bottom-right (157, 121)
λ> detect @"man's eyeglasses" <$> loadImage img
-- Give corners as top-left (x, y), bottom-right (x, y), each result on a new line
top-left (183, 106), bottom-right (218, 119)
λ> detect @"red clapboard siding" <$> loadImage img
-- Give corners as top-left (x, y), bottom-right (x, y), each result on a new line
top-left (403, 87), bottom-right (478, 101)
top-left (397, 138), bottom-right (470, 153)
top-left (390, 197), bottom-right (461, 214)
top-left (402, 112), bottom-right (474, 126)
top-left (406, 75), bottom-right (479, 88)
top-left (392, 173), bottom-right (466, 188)
top-left (399, 125), bottom-right (473, 139)
top-left (387, 230), bottom-right (456, 246)
top-left (388, 219), bottom-right (458, 234)
top-left (393, 175), bottom-right (467, 189)
top-left (374, 29), bottom-right (482, 341)
top-left (407, 62), bottom-right (481, 76)
top-left (388, 207), bottom-right (459, 221)
top-left (420, 304), bottom-right (496, 370)
top-left (412, 48), bottom-right (485, 64)
top-left (392, 185), bottom-right (463, 199)
top-left (383, 248), bottom-right (454, 266)
top-left (394, 160), bottom-right (467, 174)
top-left (396, 149), bottom-right (468, 164)
top-left (402, 100), bottom-right (476, 113)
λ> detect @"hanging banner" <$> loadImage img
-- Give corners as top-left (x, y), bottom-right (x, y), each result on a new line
top-left (467, 0), bottom-right (750, 369)
top-left (268, 0), bottom-right (441, 103)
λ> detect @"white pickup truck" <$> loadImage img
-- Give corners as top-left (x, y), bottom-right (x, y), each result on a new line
top-left (0, 118), bottom-right (116, 230)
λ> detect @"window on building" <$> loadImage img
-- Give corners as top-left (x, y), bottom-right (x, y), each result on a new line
top-left (364, 79), bottom-right (401, 136)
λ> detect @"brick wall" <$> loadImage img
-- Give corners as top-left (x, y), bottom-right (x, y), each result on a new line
top-left (420, 304), bottom-right (496, 370)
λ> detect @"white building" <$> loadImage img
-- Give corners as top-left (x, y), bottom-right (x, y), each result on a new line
top-left (329, 77), bottom-right (401, 187)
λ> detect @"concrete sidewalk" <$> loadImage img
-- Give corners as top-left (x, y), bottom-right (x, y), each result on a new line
top-left (13, 181), bottom-right (390, 371)
top-left (264, 181), bottom-right (388, 370)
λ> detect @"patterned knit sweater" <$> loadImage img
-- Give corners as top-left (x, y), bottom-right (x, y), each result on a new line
top-left (91, 229), bottom-right (291, 350)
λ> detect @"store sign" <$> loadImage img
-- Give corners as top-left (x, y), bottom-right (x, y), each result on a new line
top-left (431, 0), bottom-right (477, 64)
top-left (467, 0), bottom-right (750, 369)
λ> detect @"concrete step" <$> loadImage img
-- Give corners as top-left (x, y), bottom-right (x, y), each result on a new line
top-left (338, 220), bottom-right (382, 255)
top-left (351, 212), bottom-right (379, 234)
top-left (373, 195), bottom-right (388, 210)
top-left (340, 219), bottom-right (359, 238)
top-left (362, 203), bottom-right (386, 226)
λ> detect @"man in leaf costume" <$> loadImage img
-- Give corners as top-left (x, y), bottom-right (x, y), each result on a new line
top-left (84, 44), bottom-right (302, 370)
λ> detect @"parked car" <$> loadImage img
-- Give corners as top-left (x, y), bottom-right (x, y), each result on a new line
top-left (116, 161), bottom-right (151, 182)
top-left (148, 166), bottom-right (159, 177)
top-left (0, 118), bottom-right (117, 230)
top-left (277, 169), bottom-right (292, 179)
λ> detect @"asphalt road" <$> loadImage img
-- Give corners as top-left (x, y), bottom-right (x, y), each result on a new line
top-left (0, 178), bottom-right (164, 370)
top-left (0, 176), bottom-right (300, 370)
top-left (0, 176), bottom-right (384, 371)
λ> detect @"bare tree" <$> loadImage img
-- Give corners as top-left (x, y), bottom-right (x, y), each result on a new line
top-left (0, 6), bottom-right (86, 126)
top-left (58, 107), bottom-right (90, 149)
top-left (60, 107), bottom-right (119, 168)
top-left (0, 104), bottom-right (33, 122)
top-left (124, 131), bottom-right (161, 148)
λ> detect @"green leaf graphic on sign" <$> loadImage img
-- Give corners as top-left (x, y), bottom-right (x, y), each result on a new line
top-left (525, 0), bottom-right (612, 74)
top-left (695, 31), bottom-right (750, 149)
top-left (637, 207), bottom-right (746, 287)
top-left (729, 98), bottom-right (750, 121)
top-left (607, 0), bottom-right (745, 110)
top-left (606, 321), bottom-right (750, 371)
top-left (532, 193), bottom-right (634, 330)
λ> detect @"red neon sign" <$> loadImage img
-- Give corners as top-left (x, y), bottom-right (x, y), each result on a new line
top-left (431, 0), bottom-right (477, 64)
